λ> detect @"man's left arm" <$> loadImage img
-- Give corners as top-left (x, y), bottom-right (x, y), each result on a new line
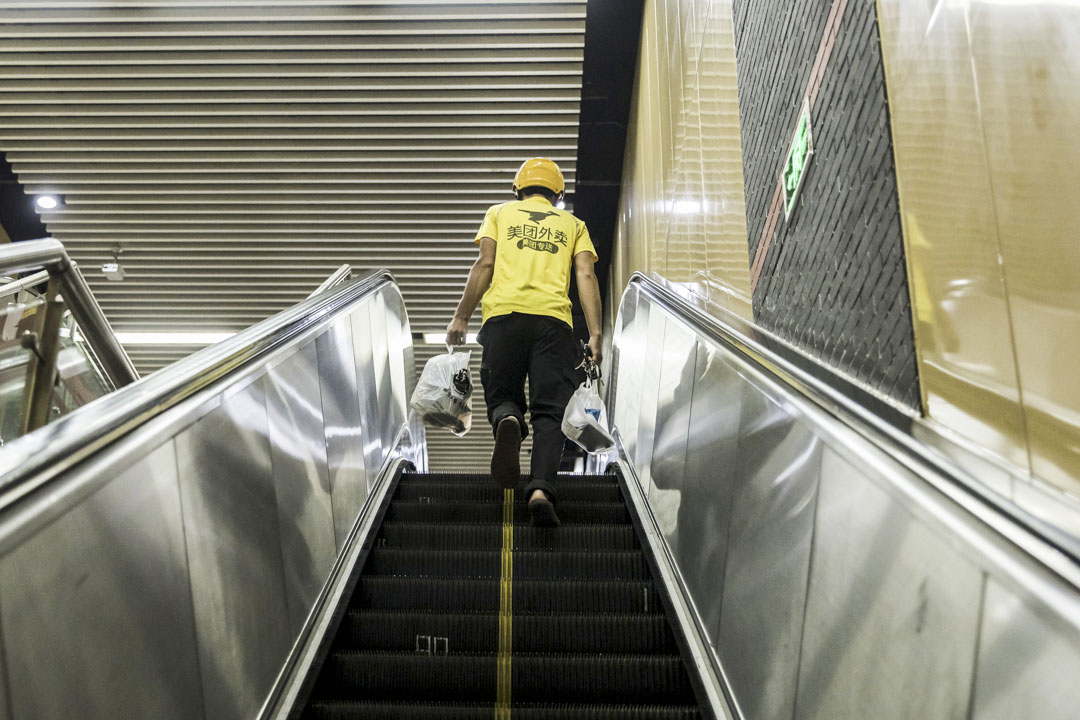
top-left (574, 250), bottom-right (603, 366)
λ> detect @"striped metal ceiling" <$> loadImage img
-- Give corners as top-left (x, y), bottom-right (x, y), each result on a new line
top-left (0, 0), bottom-right (584, 469)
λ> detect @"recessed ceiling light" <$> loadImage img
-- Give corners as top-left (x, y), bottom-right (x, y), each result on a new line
top-left (102, 262), bottom-right (125, 281)
top-left (35, 195), bottom-right (60, 210)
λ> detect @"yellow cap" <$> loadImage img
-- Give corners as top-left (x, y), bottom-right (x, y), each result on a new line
top-left (512, 157), bottom-right (565, 195)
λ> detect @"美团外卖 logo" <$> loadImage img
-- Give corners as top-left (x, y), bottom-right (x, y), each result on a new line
top-left (518, 209), bottom-right (559, 224)
top-left (508, 224), bottom-right (568, 254)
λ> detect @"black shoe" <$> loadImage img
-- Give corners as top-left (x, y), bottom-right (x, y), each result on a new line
top-left (528, 494), bottom-right (560, 528)
top-left (491, 416), bottom-right (521, 489)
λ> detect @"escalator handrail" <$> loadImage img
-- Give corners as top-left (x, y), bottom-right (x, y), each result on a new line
top-left (307, 264), bottom-right (353, 299)
top-left (0, 267), bottom-right (397, 510)
top-left (623, 272), bottom-right (1080, 584)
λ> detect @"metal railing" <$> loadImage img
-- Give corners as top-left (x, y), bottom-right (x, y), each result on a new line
top-left (0, 239), bottom-right (138, 431)
top-left (0, 269), bottom-right (49, 300)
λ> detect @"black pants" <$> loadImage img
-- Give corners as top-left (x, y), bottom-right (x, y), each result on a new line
top-left (478, 312), bottom-right (580, 502)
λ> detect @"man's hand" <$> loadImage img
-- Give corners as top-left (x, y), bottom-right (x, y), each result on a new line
top-left (446, 316), bottom-right (469, 347)
top-left (588, 333), bottom-right (603, 367)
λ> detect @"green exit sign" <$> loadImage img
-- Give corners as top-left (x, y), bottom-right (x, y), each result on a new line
top-left (782, 102), bottom-right (814, 220)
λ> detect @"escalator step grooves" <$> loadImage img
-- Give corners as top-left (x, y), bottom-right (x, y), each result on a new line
top-left (365, 549), bottom-right (649, 580)
top-left (395, 482), bottom-right (622, 504)
top-left (377, 522), bottom-right (639, 551)
top-left (314, 652), bottom-right (693, 704)
top-left (384, 501), bottom-right (631, 525)
top-left (304, 701), bottom-right (700, 719)
top-left (302, 472), bottom-right (702, 717)
top-left (513, 654), bottom-right (696, 704)
top-left (402, 473), bottom-right (615, 485)
top-left (314, 652), bottom-right (493, 701)
top-left (352, 577), bottom-right (664, 614)
top-left (334, 611), bottom-right (677, 654)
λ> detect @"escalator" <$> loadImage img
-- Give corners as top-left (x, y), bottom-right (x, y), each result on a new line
top-left (0, 252), bottom-right (718, 719)
top-left (2, 240), bottom-right (1080, 719)
top-left (300, 471), bottom-right (702, 718)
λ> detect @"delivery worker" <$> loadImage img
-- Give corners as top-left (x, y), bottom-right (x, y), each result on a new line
top-left (446, 158), bottom-right (602, 527)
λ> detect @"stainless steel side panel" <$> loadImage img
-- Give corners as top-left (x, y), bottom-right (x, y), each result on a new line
top-left (612, 285), bottom-right (648, 463)
top-left (264, 343), bottom-right (337, 635)
top-left (972, 578), bottom-right (1080, 720)
top-left (0, 441), bottom-right (202, 720)
top-left (634, 309), bottom-right (667, 490)
top-left (648, 319), bottom-right (697, 533)
top-left (382, 287), bottom-right (409, 432)
top-left (717, 387), bottom-right (822, 720)
top-left (316, 317), bottom-right (368, 549)
top-left (0, 274), bottom-right (416, 718)
top-left (351, 302), bottom-right (383, 488)
top-left (794, 448), bottom-right (983, 720)
top-left (609, 276), bottom-right (1080, 720)
top-left (672, 342), bottom-right (744, 646)
top-left (368, 292), bottom-right (395, 461)
top-left (176, 380), bottom-right (291, 720)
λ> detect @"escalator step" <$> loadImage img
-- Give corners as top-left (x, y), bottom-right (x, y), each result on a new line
top-left (304, 701), bottom-right (700, 719)
top-left (334, 611), bottom-right (677, 654)
top-left (313, 652), bottom-right (694, 704)
top-left (365, 549), bottom-right (649, 581)
top-left (384, 501), bottom-right (631, 525)
top-left (403, 473), bottom-right (616, 485)
top-left (313, 652), bottom-right (493, 702)
top-left (395, 482), bottom-right (622, 504)
top-left (376, 522), bottom-right (638, 551)
top-left (513, 654), bottom-right (696, 704)
top-left (353, 577), bottom-right (664, 614)
top-left (301, 472), bottom-right (702, 718)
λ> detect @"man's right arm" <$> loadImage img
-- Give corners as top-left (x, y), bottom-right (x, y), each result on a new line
top-left (446, 237), bottom-right (497, 346)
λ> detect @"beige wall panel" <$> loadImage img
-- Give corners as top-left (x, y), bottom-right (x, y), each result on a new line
top-left (698, 1), bottom-right (752, 312)
top-left (876, 0), bottom-right (938, 91)
top-left (613, 0), bottom-right (752, 321)
top-left (882, 1), bottom-right (1028, 470)
top-left (882, 0), bottom-right (1080, 495)
top-left (967, 4), bottom-right (1080, 491)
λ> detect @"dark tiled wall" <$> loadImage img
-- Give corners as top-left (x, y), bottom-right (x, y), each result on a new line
top-left (732, 0), bottom-right (921, 409)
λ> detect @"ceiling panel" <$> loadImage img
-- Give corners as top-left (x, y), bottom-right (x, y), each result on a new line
top-left (0, 1), bottom-right (584, 469)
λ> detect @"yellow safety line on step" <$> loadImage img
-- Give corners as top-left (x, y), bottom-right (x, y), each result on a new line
top-left (495, 487), bottom-right (514, 719)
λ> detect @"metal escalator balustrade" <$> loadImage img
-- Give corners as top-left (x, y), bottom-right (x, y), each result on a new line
top-left (0, 267), bottom-right (422, 719)
top-left (604, 272), bottom-right (1080, 720)
top-left (298, 472), bottom-right (703, 719)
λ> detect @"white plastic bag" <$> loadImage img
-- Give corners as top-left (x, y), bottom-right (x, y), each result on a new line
top-left (410, 347), bottom-right (473, 436)
top-left (561, 376), bottom-right (615, 453)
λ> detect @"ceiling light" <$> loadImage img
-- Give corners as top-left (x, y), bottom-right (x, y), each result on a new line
top-left (35, 195), bottom-right (60, 210)
top-left (102, 262), bottom-right (125, 281)
top-left (115, 332), bottom-right (235, 345)
top-left (423, 332), bottom-right (478, 345)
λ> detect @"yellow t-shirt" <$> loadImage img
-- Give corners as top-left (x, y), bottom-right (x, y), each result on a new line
top-left (474, 196), bottom-right (597, 328)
